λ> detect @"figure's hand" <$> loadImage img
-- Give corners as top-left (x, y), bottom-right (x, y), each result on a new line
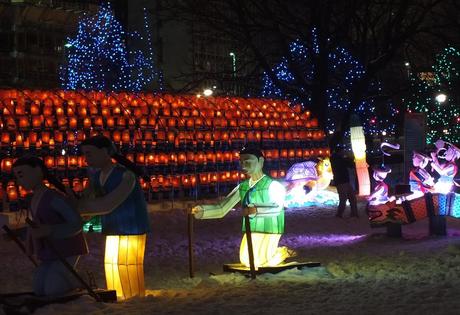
top-left (189, 205), bottom-right (203, 215)
top-left (30, 224), bottom-right (52, 239)
top-left (242, 206), bottom-right (257, 216)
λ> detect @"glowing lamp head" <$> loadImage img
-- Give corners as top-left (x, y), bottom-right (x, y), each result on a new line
top-left (203, 89), bottom-right (213, 97)
top-left (435, 93), bottom-right (447, 103)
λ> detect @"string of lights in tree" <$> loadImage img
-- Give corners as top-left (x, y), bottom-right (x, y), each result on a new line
top-left (262, 29), bottom-right (396, 136)
top-left (60, 3), bottom-right (159, 92)
top-left (406, 47), bottom-right (460, 144)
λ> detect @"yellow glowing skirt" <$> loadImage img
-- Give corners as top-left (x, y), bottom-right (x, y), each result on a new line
top-left (104, 234), bottom-right (146, 300)
top-left (239, 233), bottom-right (290, 268)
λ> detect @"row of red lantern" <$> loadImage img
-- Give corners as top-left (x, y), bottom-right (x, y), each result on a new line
top-left (1, 168), bottom-right (290, 202)
top-left (0, 89), bottom-right (303, 114)
top-left (0, 148), bottom-right (329, 173)
top-left (1, 103), bottom-right (311, 122)
top-left (0, 178), bottom-right (90, 202)
top-left (0, 113), bottom-right (317, 131)
top-left (0, 129), bottom-right (325, 148)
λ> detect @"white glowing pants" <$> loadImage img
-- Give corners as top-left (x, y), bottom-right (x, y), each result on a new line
top-left (239, 233), bottom-right (288, 268)
top-left (104, 234), bottom-right (146, 300)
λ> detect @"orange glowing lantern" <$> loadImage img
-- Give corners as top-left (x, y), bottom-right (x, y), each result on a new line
top-left (41, 131), bottom-right (51, 144)
top-left (1, 158), bottom-right (13, 172)
top-left (44, 157), bottom-right (55, 168)
top-left (122, 130), bottom-right (131, 144)
top-left (94, 116), bottom-right (104, 128)
top-left (7, 182), bottom-right (18, 202)
top-left (1, 132), bottom-right (10, 144)
top-left (117, 117), bottom-right (126, 128)
top-left (72, 178), bottom-right (83, 192)
top-left (56, 156), bottom-right (66, 168)
top-left (178, 152), bottom-right (186, 164)
top-left (19, 117), bottom-right (29, 129)
top-left (186, 152), bottom-right (195, 163)
top-left (55, 107), bottom-right (64, 116)
top-left (30, 104), bottom-right (40, 115)
top-left (78, 107), bottom-right (87, 116)
top-left (69, 156), bottom-right (78, 169)
top-left (32, 116), bottom-right (42, 128)
top-left (113, 131), bottom-right (121, 143)
top-left (146, 153), bottom-right (155, 165)
top-left (199, 173), bottom-right (209, 184)
top-left (126, 153), bottom-right (134, 163)
top-left (106, 117), bottom-right (115, 128)
top-left (83, 118), bottom-right (91, 128)
top-left (43, 106), bottom-right (53, 116)
top-left (18, 186), bottom-right (29, 198)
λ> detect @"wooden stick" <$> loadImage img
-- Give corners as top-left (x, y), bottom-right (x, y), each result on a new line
top-left (25, 218), bottom-right (102, 302)
top-left (2, 225), bottom-right (38, 267)
top-left (187, 213), bottom-right (194, 278)
top-left (243, 215), bottom-right (256, 279)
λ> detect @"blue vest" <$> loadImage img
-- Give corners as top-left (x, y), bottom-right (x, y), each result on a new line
top-left (92, 165), bottom-right (150, 235)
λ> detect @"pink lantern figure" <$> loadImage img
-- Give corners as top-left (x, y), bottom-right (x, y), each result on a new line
top-left (430, 140), bottom-right (460, 194)
top-left (367, 165), bottom-right (393, 206)
top-left (408, 151), bottom-right (434, 199)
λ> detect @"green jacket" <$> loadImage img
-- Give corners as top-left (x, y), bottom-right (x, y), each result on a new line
top-left (240, 176), bottom-right (285, 234)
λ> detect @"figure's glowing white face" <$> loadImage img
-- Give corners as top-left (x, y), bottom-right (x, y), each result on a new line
top-left (239, 154), bottom-right (263, 176)
top-left (373, 170), bottom-right (388, 182)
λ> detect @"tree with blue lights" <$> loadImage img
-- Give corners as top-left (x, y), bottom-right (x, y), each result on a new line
top-left (60, 3), bottom-right (159, 91)
top-left (262, 30), bottom-right (396, 136)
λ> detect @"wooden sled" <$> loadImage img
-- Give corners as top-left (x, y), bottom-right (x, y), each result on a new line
top-left (0, 289), bottom-right (117, 315)
top-left (223, 261), bottom-right (321, 275)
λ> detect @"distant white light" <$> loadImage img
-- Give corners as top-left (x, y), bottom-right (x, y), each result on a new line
top-left (203, 89), bottom-right (213, 96)
top-left (61, 149), bottom-right (66, 155)
top-left (196, 94), bottom-right (202, 98)
top-left (328, 130), bottom-right (334, 134)
top-left (382, 131), bottom-right (387, 136)
top-left (435, 93), bottom-right (447, 103)
top-left (404, 62), bottom-right (410, 67)
top-left (64, 42), bottom-right (73, 48)
top-left (212, 85), bottom-right (217, 89)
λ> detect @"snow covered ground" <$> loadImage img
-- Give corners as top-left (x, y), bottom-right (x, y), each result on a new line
top-left (2, 189), bottom-right (460, 315)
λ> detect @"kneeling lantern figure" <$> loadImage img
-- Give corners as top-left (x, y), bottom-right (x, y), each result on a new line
top-left (191, 148), bottom-right (290, 268)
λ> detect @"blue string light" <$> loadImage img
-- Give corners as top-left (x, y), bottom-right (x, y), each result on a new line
top-left (60, 3), bottom-right (159, 92)
top-left (262, 29), bottom-right (396, 136)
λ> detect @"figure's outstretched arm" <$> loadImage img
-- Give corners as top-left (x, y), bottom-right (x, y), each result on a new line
top-left (252, 181), bottom-right (286, 217)
top-left (78, 171), bottom-right (136, 216)
top-left (193, 185), bottom-right (241, 219)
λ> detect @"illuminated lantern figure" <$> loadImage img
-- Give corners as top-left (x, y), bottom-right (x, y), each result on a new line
top-left (190, 148), bottom-right (293, 268)
top-left (284, 158), bottom-right (333, 198)
top-left (367, 142), bottom-right (400, 205)
top-left (430, 140), bottom-right (460, 194)
top-left (367, 165), bottom-right (393, 206)
top-left (76, 136), bottom-right (150, 300)
top-left (350, 115), bottom-right (370, 195)
top-left (408, 151), bottom-right (434, 200)
top-left (11, 156), bottom-right (88, 296)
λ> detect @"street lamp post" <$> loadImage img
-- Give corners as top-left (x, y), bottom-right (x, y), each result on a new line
top-left (229, 52), bottom-right (236, 94)
top-left (229, 52), bottom-right (236, 77)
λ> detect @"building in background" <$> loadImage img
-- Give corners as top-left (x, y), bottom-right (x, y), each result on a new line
top-left (0, 0), bottom-right (98, 89)
top-left (140, 0), bottom-right (255, 95)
